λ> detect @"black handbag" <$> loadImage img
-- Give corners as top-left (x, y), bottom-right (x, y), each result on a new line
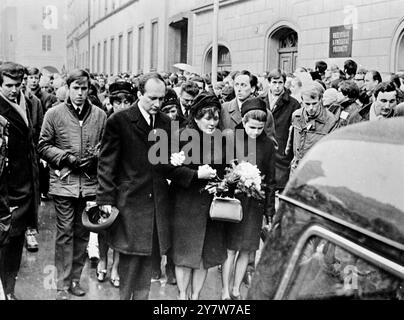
top-left (209, 196), bottom-right (243, 223)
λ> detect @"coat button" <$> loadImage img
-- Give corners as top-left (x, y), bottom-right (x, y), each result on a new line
top-left (148, 193), bottom-right (153, 199)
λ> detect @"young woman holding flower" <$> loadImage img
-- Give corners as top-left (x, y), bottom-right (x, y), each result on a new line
top-left (221, 98), bottom-right (276, 300)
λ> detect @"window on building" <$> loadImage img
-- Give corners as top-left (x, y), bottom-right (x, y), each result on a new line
top-left (110, 37), bottom-right (115, 75)
top-left (97, 42), bottom-right (101, 73)
top-left (42, 35), bottom-right (52, 52)
top-left (150, 21), bottom-right (158, 71)
top-left (92, 45), bottom-right (96, 72)
top-left (127, 30), bottom-right (133, 74)
top-left (138, 26), bottom-right (144, 73)
top-left (103, 40), bottom-right (108, 74)
top-left (118, 34), bottom-right (123, 74)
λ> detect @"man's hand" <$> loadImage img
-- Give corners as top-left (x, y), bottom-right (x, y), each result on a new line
top-left (61, 153), bottom-right (80, 170)
top-left (197, 165), bottom-right (217, 180)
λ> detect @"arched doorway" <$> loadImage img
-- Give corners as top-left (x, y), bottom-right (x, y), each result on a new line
top-left (266, 26), bottom-right (298, 73)
top-left (204, 45), bottom-right (232, 74)
top-left (390, 18), bottom-right (404, 72)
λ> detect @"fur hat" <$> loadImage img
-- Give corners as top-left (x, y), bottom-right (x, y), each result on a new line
top-left (241, 98), bottom-right (267, 117)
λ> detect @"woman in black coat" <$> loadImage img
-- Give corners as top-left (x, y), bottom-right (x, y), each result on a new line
top-left (221, 98), bottom-right (276, 300)
top-left (169, 93), bottom-right (229, 300)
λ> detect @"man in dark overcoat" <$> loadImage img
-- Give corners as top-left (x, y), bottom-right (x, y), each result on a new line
top-left (259, 69), bottom-right (301, 192)
top-left (96, 73), bottom-right (194, 300)
top-left (0, 62), bottom-right (39, 300)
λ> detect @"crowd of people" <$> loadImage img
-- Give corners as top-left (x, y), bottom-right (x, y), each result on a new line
top-left (0, 57), bottom-right (403, 300)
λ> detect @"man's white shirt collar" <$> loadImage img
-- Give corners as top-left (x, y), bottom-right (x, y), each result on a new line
top-left (138, 102), bottom-right (154, 126)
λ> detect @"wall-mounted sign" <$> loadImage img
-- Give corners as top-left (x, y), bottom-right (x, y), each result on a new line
top-left (329, 25), bottom-right (353, 58)
top-left (43, 5), bottom-right (58, 30)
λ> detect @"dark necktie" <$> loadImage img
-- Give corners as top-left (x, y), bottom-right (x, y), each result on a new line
top-left (149, 115), bottom-right (154, 130)
top-left (184, 109), bottom-right (189, 119)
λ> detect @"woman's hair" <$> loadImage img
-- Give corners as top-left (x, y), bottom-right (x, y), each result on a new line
top-left (194, 105), bottom-right (220, 121)
top-left (242, 110), bottom-right (267, 123)
top-left (110, 93), bottom-right (135, 105)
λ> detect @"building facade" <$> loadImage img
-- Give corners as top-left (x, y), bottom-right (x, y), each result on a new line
top-left (0, 0), bottom-right (66, 73)
top-left (66, 0), bottom-right (404, 77)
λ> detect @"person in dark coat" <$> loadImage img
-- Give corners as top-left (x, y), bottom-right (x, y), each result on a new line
top-left (0, 62), bottom-right (39, 300)
top-left (221, 98), bottom-right (276, 300)
top-left (177, 80), bottom-right (200, 128)
top-left (96, 73), bottom-right (194, 300)
top-left (328, 80), bottom-right (362, 128)
top-left (169, 92), bottom-right (229, 300)
top-left (95, 81), bottom-right (135, 288)
top-left (26, 67), bottom-right (57, 114)
top-left (259, 69), bottom-right (301, 192)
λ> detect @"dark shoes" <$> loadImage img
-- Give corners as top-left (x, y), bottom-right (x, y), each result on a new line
top-left (56, 289), bottom-right (70, 301)
top-left (69, 282), bottom-right (86, 297)
top-left (6, 293), bottom-right (19, 300)
top-left (166, 274), bottom-right (177, 285)
top-left (25, 229), bottom-right (39, 252)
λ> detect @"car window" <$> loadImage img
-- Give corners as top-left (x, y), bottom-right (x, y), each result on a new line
top-left (287, 140), bottom-right (404, 244)
top-left (284, 236), bottom-right (404, 300)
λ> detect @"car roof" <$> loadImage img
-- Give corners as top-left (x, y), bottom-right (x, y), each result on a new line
top-left (284, 117), bottom-right (404, 248)
top-left (321, 117), bottom-right (404, 146)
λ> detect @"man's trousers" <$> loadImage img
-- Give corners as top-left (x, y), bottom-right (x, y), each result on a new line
top-left (53, 196), bottom-right (91, 291)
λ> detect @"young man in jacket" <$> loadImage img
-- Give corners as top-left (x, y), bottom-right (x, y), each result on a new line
top-left (38, 69), bottom-right (107, 300)
top-left (0, 62), bottom-right (40, 300)
top-left (286, 83), bottom-right (338, 177)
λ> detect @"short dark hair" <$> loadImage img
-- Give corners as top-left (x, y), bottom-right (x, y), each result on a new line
top-left (374, 82), bottom-right (397, 100)
top-left (138, 72), bottom-right (165, 95)
top-left (180, 81), bottom-right (200, 97)
top-left (315, 61), bottom-right (328, 74)
top-left (110, 93), bottom-right (135, 105)
top-left (267, 68), bottom-right (286, 83)
top-left (0, 62), bottom-right (25, 86)
top-left (390, 74), bottom-right (401, 89)
top-left (234, 70), bottom-right (258, 89)
top-left (367, 70), bottom-right (382, 84)
top-left (344, 59), bottom-right (358, 76)
top-left (66, 69), bottom-right (91, 88)
top-left (26, 67), bottom-right (42, 77)
top-left (339, 80), bottom-right (360, 100)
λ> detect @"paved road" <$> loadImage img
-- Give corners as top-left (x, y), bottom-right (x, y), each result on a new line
top-left (15, 200), bottom-right (253, 300)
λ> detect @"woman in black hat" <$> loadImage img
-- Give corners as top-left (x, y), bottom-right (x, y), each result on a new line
top-left (169, 92), bottom-right (229, 300)
top-left (221, 97), bottom-right (276, 300)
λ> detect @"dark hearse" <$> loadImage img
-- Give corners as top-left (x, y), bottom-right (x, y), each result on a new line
top-left (249, 117), bottom-right (404, 300)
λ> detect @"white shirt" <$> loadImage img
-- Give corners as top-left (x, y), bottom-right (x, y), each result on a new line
top-left (138, 102), bottom-right (154, 127)
top-left (236, 99), bottom-right (243, 112)
top-left (72, 101), bottom-right (83, 114)
top-left (268, 90), bottom-right (283, 112)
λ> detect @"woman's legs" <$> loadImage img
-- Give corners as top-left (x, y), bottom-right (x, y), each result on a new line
top-left (97, 232), bottom-right (109, 275)
top-left (175, 266), bottom-right (192, 300)
top-left (111, 250), bottom-right (120, 281)
top-left (191, 262), bottom-right (208, 300)
top-left (221, 250), bottom-right (237, 300)
top-left (232, 250), bottom-right (251, 297)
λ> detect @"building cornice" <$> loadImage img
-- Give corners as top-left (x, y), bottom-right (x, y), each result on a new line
top-left (192, 0), bottom-right (249, 14)
top-left (90, 0), bottom-right (138, 30)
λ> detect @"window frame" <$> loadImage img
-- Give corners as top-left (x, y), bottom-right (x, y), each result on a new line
top-left (274, 225), bottom-right (404, 300)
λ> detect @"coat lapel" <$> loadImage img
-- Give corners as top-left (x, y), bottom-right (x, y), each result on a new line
top-left (229, 99), bottom-right (242, 126)
top-left (129, 102), bottom-right (152, 145)
top-left (0, 94), bottom-right (29, 136)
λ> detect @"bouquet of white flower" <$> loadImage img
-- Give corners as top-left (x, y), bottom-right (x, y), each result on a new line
top-left (204, 160), bottom-right (265, 200)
